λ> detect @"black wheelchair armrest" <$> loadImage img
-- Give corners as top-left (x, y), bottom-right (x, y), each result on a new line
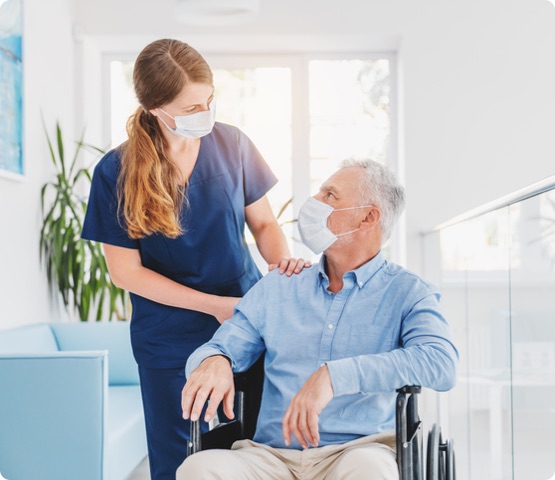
top-left (187, 355), bottom-right (264, 456)
top-left (396, 386), bottom-right (423, 480)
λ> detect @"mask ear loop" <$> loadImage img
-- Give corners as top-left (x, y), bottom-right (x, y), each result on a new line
top-left (332, 205), bottom-right (374, 237)
top-left (157, 108), bottom-right (175, 120)
top-left (333, 205), bottom-right (374, 212)
top-left (335, 227), bottom-right (360, 237)
top-left (156, 115), bottom-right (176, 133)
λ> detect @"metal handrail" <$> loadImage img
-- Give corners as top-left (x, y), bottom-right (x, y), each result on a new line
top-left (429, 173), bottom-right (555, 232)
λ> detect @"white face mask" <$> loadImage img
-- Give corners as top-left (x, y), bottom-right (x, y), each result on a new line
top-left (158, 102), bottom-right (216, 139)
top-left (297, 197), bottom-right (373, 255)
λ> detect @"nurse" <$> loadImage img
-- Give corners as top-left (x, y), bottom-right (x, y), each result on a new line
top-left (81, 38), bottom-right (308, 480)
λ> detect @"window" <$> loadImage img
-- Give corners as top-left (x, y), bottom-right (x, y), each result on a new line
top-left (308, 59), bottom-right (391, 193)
top-left (109, 53), bottom-right (396, 260)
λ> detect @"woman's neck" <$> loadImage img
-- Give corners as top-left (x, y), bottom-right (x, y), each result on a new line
top-left (165, 135), bottom-right (201, 184)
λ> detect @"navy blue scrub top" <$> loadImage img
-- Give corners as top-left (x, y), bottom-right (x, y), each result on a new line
top-left (81, 123), bottom-right (277, 368)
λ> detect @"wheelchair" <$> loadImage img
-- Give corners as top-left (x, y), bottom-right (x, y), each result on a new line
top-left (188, 357), bottom-right (455, 480)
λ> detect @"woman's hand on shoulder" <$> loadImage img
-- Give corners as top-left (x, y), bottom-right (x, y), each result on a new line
top-left (268, 257), bottom-right (312, 277)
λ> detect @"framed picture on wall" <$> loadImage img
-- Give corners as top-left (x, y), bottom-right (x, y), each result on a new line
top-left (0, 0), bottom-right (23, 180)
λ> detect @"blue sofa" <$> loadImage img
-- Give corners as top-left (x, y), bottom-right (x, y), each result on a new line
top-left (0, 322), bottom-right (147, 480)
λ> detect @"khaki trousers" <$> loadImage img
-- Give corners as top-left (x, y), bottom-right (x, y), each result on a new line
top-left (176, 430), bottom-right (398, 480)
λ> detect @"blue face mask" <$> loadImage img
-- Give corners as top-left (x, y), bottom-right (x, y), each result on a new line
top-left (158, 102), bottom-right (216, 139)
top-left (297, 197), bottom-right (373, 254)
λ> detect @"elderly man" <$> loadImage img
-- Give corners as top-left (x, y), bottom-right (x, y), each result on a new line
top-left (177, 159), bottom-right (458, 480)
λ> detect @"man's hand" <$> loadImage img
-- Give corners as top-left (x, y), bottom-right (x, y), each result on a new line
top-left (282, 364), bottom-right (334, 449)
top-left (181, 356), bottom-right (235, 423)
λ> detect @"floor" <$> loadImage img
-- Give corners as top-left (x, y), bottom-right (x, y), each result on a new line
top-left (127, 457), bottom-right (150, 480)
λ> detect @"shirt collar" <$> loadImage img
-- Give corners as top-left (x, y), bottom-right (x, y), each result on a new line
top-left (318, 250), bottom-right (386, 289)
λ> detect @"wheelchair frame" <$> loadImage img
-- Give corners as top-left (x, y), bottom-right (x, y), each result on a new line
top-left (188, 364), bottom-right (455, 479)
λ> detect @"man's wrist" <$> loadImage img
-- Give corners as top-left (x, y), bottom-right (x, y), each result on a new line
top-left (203, 354), bottom-right (232, 367)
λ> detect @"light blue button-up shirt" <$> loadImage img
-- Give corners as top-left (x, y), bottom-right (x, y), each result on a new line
top-left (186, 251), bottom-right (458, 449)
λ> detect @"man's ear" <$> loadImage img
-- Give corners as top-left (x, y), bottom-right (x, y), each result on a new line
top-left (360, 207), bottom-right (381, 231)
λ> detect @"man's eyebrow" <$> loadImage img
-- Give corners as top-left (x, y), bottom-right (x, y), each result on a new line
top-left (320, 185), bottom-right (340, 195)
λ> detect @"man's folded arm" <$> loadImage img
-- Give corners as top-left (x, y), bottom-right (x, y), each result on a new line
top-left (327, 292), bottom-right (459, 396)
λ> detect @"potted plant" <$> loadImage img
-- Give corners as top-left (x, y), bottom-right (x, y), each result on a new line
top-left (39, 121), bottom-right (127, 321)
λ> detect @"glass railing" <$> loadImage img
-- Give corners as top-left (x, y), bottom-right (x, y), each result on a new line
top-left (422, 176), bottom-right (555, 480)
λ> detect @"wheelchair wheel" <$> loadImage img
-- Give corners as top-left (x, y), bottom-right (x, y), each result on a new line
top-left (443, 437), bottom-right (455, 480)
top-left (426, 424), bottom-right (446, 480)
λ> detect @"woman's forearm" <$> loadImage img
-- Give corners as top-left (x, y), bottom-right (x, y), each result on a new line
top-left (253, 221), bottom-right (291, 265)
top-left (245, 196), bottom-right (292, 266)
top-left (103, 244), bottom-right (238, 322)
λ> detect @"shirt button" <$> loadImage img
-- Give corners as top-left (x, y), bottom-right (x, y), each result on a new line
top-left (328, 323), bottom-right (333, 329)
top-left (358, 282), bottom-right (363, 287)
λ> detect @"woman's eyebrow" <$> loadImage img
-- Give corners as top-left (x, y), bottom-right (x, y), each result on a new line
top-left (183, 91), bottom-right (215, 109)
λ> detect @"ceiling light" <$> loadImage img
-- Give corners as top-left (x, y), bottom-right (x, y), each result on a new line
top-left (175, 0), bottom-right (260, 26)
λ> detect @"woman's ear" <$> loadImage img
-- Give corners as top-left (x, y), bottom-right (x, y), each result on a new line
top-left (360, 207), bottom-right (381, 231)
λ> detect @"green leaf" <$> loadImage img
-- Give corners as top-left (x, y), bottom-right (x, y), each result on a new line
top-left (56, 122), bottom-right (66, 177)
top-left (96, 289), bottom-right (105, 321)
top-left (41, 115), bottom-right (59, 170)
top-left (80, 141), bottom-right (107, 157)
top-left (68, 128), bottom-right (86, 180)
top-left (276, 197), bottom-right (293, 220)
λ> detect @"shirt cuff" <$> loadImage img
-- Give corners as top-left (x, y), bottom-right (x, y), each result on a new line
top-left (326, 357), bottom-right (361, 396)
top-left (185, 346), bottom-right (228, 378)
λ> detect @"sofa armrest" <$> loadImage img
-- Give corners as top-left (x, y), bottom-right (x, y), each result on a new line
top-left (50, 322), bottom-right (139, 385)
top-left (0, 352), bottom-right (108, 480)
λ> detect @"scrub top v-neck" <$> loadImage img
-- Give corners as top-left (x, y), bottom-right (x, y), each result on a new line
top-left (82, 122), bottom-right (277, 368)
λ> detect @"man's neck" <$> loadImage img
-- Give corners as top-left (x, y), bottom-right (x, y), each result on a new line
top-left (324, 246), bottom-right (380, 294)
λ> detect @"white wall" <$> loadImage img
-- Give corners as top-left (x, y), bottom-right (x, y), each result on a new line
top-left (0, 0), bottom-right (74, 329)
top-left (72, 0), bottom-right (555, 274)
top-left (402, 0), bottom-right (555, 272)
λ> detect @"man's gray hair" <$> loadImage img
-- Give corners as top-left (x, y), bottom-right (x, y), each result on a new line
top-left (340, 158), bottom-right (405, 242)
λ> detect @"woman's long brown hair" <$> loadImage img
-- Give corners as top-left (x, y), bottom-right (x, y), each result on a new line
top-left (118, 39), bottom-right (213, 239)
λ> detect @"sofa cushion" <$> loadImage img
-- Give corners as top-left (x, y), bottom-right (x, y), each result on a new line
top-left (50, 322), bottom-right (139, 386)
top-left (106, 385), bottom-right (147, 480)
top-left (0, 324), bottom-right (59, 353)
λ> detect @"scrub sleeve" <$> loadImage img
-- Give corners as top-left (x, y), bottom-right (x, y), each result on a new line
top-left (81, 123), bottom-right (277, 480)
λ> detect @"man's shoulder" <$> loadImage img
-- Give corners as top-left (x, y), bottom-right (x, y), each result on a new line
top-left (381, 260), bottom-right (439, 295)
top-left (236, 265), bottom-right (319, 321)
top-left (242, 265), bottom-right (319, 303)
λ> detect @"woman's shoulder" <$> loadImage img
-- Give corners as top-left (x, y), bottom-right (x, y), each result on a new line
top-left (211, 122), bottom-right (242, 143)
top-left (92, 146), bottom-right (124, 182)
top-left (210, 123), bottom-right (261, 159)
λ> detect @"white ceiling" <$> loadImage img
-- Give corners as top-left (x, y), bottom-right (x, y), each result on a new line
top-left (72, 0), bottom-right (427, 37)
